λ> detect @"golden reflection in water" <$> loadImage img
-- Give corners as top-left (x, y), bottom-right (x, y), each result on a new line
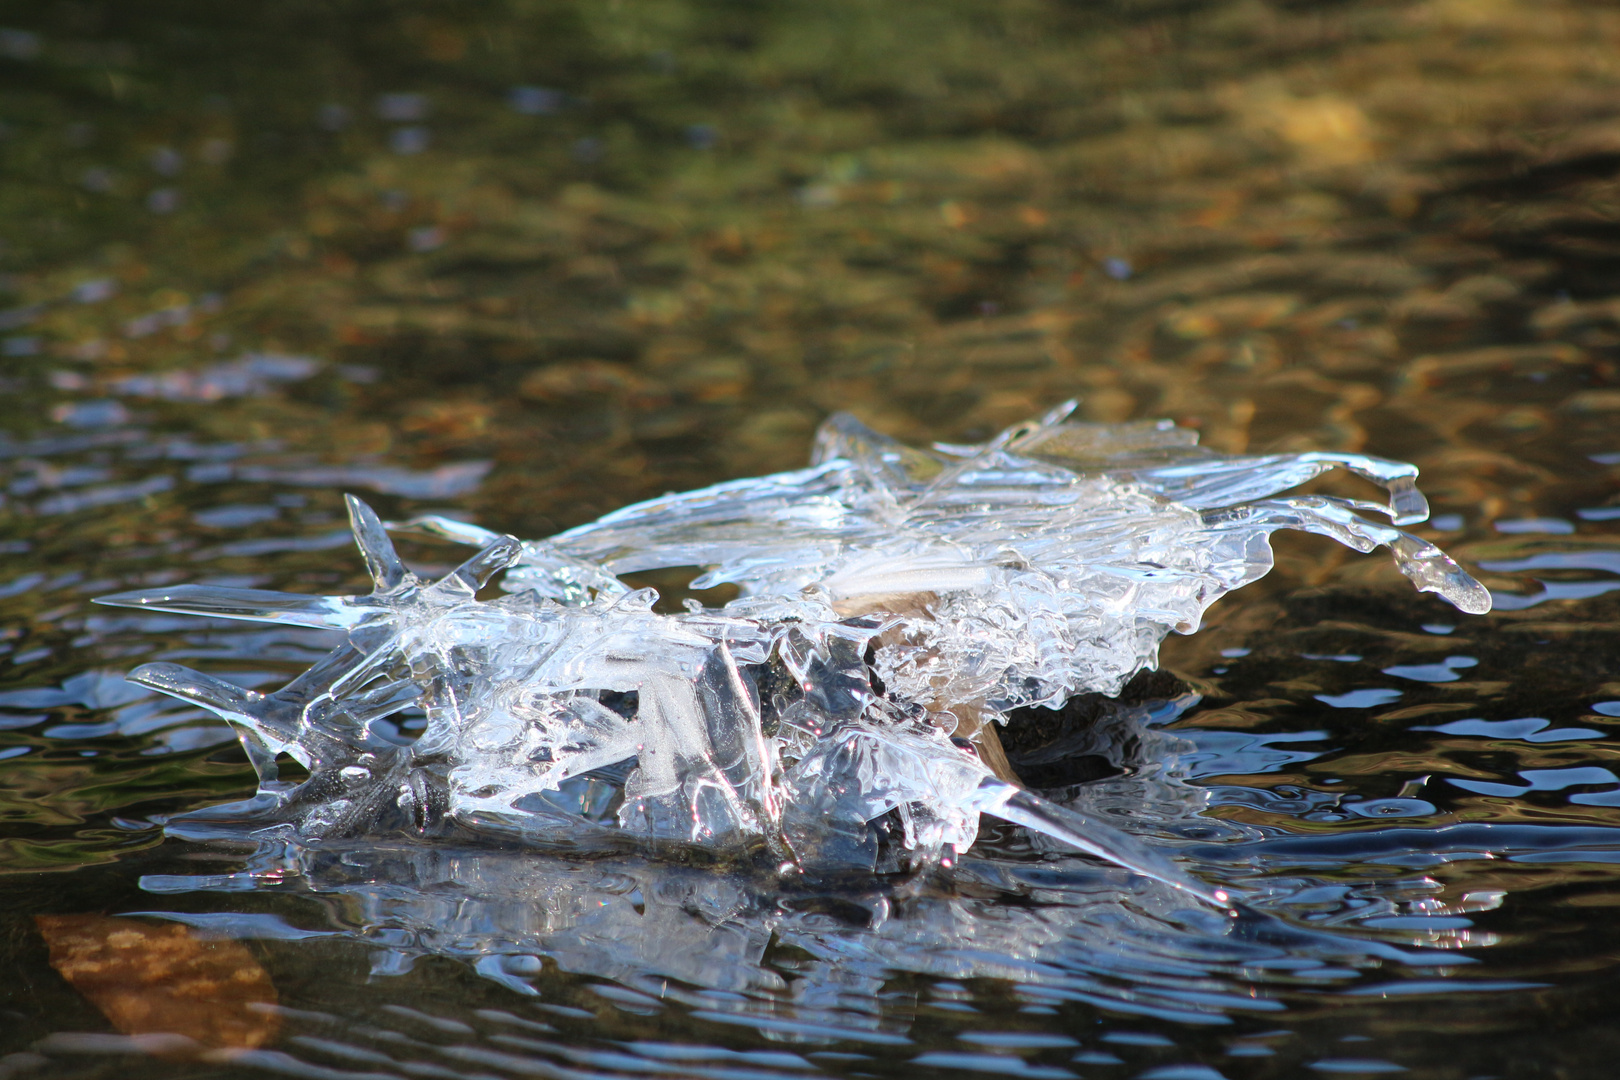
top-left (5, 0), bottom-right (1616, 565)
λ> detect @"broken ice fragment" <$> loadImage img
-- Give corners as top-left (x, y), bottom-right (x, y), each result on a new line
top-left (94, 406), bottom-right (1487, 906)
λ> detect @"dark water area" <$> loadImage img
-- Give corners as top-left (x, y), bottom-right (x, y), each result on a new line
top-left (3, 1), bottom-right (1620, 1077)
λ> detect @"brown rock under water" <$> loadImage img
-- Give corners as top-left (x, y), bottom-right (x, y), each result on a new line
top-left (35, 914), bottom-right (280, 1051)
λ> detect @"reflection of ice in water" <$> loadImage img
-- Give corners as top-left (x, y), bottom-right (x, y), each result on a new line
top-left (98, 405), bottom-right (1487, 906)
top-left (138, 843), bottom-right (1429, 1031)
top-left (137, 705), bottom-right (1453, 1040)
top-left (125, 691), bottom-right (1502, 1052)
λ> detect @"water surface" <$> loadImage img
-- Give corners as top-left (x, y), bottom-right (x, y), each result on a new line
top-left (4, 1), bottom-right (1620, 1077)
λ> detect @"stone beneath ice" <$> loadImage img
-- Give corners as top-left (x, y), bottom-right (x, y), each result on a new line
top-left (96, 403), bottom-right (1489, 906)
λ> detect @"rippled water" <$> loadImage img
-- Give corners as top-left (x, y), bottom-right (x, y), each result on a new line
top-left (5, 0), bottom-right (1620, 1077)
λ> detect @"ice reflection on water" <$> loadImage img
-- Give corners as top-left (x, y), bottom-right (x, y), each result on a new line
top-left (103, 691), bottom-right (1540, 1078)
top-left (4, 659), bottom-right (1594, 1077)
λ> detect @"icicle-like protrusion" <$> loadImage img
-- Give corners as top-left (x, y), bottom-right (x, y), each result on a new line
top-left (347, 494), bottom-right (411, 593)
top-left (389, 514), bottom-right (628, 604)
top-left (977, 779), bottom-right (1232, 909)
top-left (95, 583), bottom-right (370, 629)
top-left (440, 534), bottom-right (523, 597)
top-left (128, 663), bottom-right (292, 787)
top-left (385, 512), bottom-right (505, 548)
top-left (1205, 497), bottom-right (1491, 614)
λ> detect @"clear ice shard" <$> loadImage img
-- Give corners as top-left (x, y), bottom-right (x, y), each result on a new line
top-left (96, 404), bottom-right (1489, 907)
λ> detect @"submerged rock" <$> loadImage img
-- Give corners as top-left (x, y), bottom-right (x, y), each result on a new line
top-left (97, 404), bottom-right (1488, 906)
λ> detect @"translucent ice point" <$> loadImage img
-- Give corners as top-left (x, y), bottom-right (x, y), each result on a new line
top-left (96, 407), bottom-right (1488, 908)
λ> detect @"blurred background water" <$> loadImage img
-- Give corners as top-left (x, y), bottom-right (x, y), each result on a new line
top-left (4, 1), bottom-right (1620, 1077)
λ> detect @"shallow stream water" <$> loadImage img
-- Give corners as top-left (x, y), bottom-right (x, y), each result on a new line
top-left (5, 1), bottom-right (1620, 1077)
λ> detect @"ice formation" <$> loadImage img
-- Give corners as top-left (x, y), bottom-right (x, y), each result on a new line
top-left (98, 403), bottom-right (1489, 907)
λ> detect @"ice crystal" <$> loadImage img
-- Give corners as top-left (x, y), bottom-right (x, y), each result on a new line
top-left (99, 404), bottom-right (1489, 907)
